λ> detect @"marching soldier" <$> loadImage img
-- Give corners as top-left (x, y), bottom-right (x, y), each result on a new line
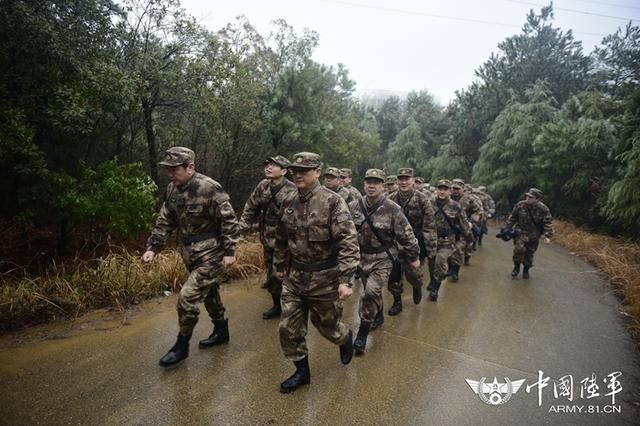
top-left (274, 152), bottom-right (359, 393)
top-left (464, 184), bottom-right (485, 252)
top-left (238, 155), bottom-right (297, 319)
top-left (324, 167), bottom-right (355, 203)
top-left (505, 188), bottom-right (553, 279)
top-left (143, 147), bottom-right (239, 368)
top-left (387, 168), bottom-right (437, 315)
top-left (385, 175), bottom-right (398, 195)
top-left (429, 179), bottom-right (470, 301)
top-left (349, 169), bottom-right (419, 355)
top-left (339, 168), bottom-right (363, 203)
top-left (449, 179), bottom-right (480, 277)
top-left (475, 186), bottom-right (496, 246)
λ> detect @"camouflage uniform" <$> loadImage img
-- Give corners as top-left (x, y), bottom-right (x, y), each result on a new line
top-left (324, 167), bottom-right (356, 204)
top-left (388, 169), bottom-right (437, 297)
top-left (474, 186), bottom-right (495, 245)
top-left (506, 189), bottom-right (553, 268)
top-left (274, 156), bottom-right (359, 362)
top-left (450, 179), bottom-right (481, 266)
top-left (340, 168), bottom-right (363, 203)
top-left (239, 159), bottom-right (297, 297)
top-left (430, 180), bottom-right (470, 296)
top-left (349, 177), bottom-right (419, 325)
top-left (147, 149), bottom-right (239, 338)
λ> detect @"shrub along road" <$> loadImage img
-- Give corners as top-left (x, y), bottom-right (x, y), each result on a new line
top-left (1, 233), bottom-right (639, 424)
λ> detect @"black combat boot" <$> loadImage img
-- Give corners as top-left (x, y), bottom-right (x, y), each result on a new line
top-left (429, 280), bottom-right (442, 301)
top-left (339, 329), bottom-right (354, 365)
top-left (522, 265), bottom-right (531, 279)
top-left (199, 318), bottom-right (229, 348)
top-left (450, 265), bottom-right (460, 282)
top-left (280, 357), bottom-right (311, 393)
top-left (464, 255), bottom-right (470, 266)
top-left (478, 234), bottom-right (483, 246)
top-left (370, 310), bottom-right (384, 330)
top-left (262, 294), bottom-right (281, 319)
top-left (511, 262), bottom-right (521, 278)
top-left (412, 286), bottom-right (422, 304)
top-left (388, 295), bottom-right (402, 316)
top-left (159, 334), bottom-right (190, 367)
top-left (354, 322), bottom-right (370, 355)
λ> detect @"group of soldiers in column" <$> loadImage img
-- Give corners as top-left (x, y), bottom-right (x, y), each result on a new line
top-left (143, 147), bottom-right (553, 394)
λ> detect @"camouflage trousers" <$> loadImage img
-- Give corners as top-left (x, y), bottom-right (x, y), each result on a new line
top-left (358, 254), bottom-right (392, 323)
top-left (450, 237), bottom-right (467, 267)
top-left (279, 267), bottom-right (350, 361)
top-left (388, 257), bottom-right (424, 297)
top-left (512, 235), bottom-right (540, 267)
top-left (263, 247), bottom-right (282, 296)
top-left (177, 257), bottom-right (226, 337)
top-left (433, 242), bottom-right (455, 282)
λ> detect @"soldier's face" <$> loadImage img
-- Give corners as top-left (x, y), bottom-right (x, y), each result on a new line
top-left (525, 194), bottom-right (536, 204)
top-left (164, 163), bottom-right (195, 186)
top-left (291, 167), bottom-right (320, 191)
top-left (324, 175), bottom-right (339, 190)
top-left (398, 176), bottom-right (414, 192)
top-left (340, 175), bottom-right (351, 186)
top-left (452, 187), bottom-right (462, 196)
top-left (264, 162), bottom-right (286, 180)
top-left (364, 179), bottom-right (384, 198)
top-left (437, 186), bottom-right (450, 199)
top-left (414, 182), bottom-right (423, 190)
top-left (387, 183), bottom-right (398, 192)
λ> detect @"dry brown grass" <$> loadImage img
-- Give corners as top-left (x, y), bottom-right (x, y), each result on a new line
top-left (553, 220), bottom-right (640, 337)
top-left (0, 237), bottom-right (265, 330)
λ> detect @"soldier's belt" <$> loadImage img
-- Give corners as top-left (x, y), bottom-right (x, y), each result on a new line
top-left (180, 230), bottom-right (222, 246)
top-left (291, 257), bottom-right (338, 272)
top-left (360, 245), bottom-right (390, 254)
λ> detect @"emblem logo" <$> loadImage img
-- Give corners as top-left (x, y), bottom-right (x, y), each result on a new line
top-left (285, 208), bottom-right (294, 214)
top-left (465, 377), bottom-right (526, 405)
top-left (165, 154), bottom-right (172, 160)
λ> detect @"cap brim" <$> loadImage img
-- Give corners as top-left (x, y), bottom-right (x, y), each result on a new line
top-left (365, 177), bottom-right (384, 182)
top-left (158, 161), bottom-right (183, 166)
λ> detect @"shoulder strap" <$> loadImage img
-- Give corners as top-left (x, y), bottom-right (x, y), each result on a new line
top-left (436, 202), bottom-right (457, 232)
top-left (397, 190), bottom-right (415, 214)
top-left (357, 199), bottom-right (395, 263)
top-left (525, 205), bottom-right (543, 234)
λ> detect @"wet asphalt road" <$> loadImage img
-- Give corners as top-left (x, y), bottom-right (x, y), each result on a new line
top-left (1, 232), bottom-right (639, 425)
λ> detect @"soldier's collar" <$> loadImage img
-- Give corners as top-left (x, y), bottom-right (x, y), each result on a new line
top-left (299, 181), bottom-right (321, 203)
top-left (175, 172), bottom-right (197, 192)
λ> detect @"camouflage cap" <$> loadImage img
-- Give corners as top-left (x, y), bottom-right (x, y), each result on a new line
top-left (158, 146), bottom-right (195, 166)
top-left (464, 184), bottom-right (473, 190)
top-left (478, 186), bottom-right (487, 192)
top-left (339, 168), bottom-right (352, 178)
top-left (425, 183), bottom-right (432, 190)
top-left (323, 167), bottom-right (341, 177)
top-left (386, 175), bottom-right (398, 184)
top-left (526, 188), bottom-right (544, 199)
top-left (436, 179), bottom-right (452, 188)
top-left (451, 178), bottom-right (465, 189)
top-left (265, 155), bottom-right (291, 169)
top-left (415, 177), bottom-right (424, 184)
top-left (290, 152), bottom-right (322, 169)
top-left (364, 168), bottom-right (386, 182)
top-left (397, 167), bottom-right (414, 178)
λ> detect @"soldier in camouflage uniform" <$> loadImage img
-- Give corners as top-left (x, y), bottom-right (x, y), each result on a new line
top-left (349, 169), bottom-right (419, 355)
top-left (339, 168), bottom-right (363, 203)
top-left (449, 179), bottom-right (481, 277)
top-left (387, 168), bottom-right (437, 315)
top-left (414, 177), bottom-right (425, 192)
top-left (324, 167), bottom-right (355, 204)
top-left (238, 155), bottom-right (297, 319)
top-left (274, 152), bottom-right (359, 393)
top-left (505, 188), bottom-right (553, 279)
top-left (474, 185), bottom-right (496, 246)
top-left (385, 175), bottom-right (398, 196)
top-left (428, 179), bottom-right (470, 301)
top-left (464, 184), bottom-right (485, 252)
top-left (143, 147), bottom-right (239, 368)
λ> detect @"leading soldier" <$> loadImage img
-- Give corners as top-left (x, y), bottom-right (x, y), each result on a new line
top-left (349, 169), bottom-right (419, 355)
top-left (387, 168), bottom-right (437, 315)
top-left (274, 152), bottom-right (359, 393)
top-left (238, 155), bottom-right (297, 319)
top-left (505, 188), bottom-right (553, 279)
top-left (142, 147), bottom-right (239, 368)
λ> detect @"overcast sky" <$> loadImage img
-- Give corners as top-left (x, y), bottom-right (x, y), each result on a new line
top-left (180, 0), bottom-right (638, 104)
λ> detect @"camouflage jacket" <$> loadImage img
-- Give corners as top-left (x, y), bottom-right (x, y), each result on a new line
top-left (506, 200), bottom-right (553, 239)
top-left (238, 178), bottom-right (297, 249)
top-left (274, 183), bottom-right (359, 284)
top-left (476, 191), bottom-right (496, 217)
top-left (451, 193), bottom-right (483, 223)
top-left (147, 172), bottom-right (239, 262)
top-left (349, 196), bottom-right (420, 262)
top-left (388, 189), bottom-right (437, 253)
top-left (331, 185), bottom-right (356, 204)
top-left (343, 184), bottom-right (363, 203)
top-left (432, 197), bottom-right (471, 244)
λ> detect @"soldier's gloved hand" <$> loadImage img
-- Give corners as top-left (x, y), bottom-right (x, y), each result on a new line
top-left (223, 256), bottom-right (236, 268)
top-left (409, 258), bottom-right (421, 271)
top-left (142, 250), bottom-right (155, 262)
top-left (338, 283), bottom-right (352, 300)
top-left (544, 237), bottom-right (551, 244)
